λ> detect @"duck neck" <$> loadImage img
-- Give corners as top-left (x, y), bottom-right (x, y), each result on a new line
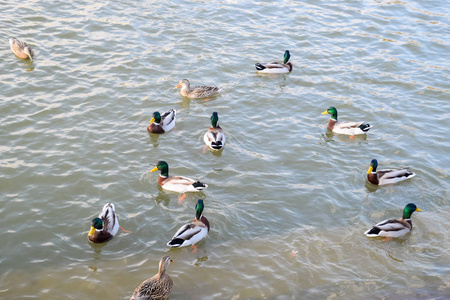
top-left (200, 216), bottom-right (210, 231)
top-left (286, 62), bottom-right (293, 71)
top-left (328, 118), bottom-right (337, 130)
top-left (158, 175), bottom-right (167, 186)
top-left (367, 172), bottom-right (379, 185)
top-left (211, 113), bottom-right (219, 129)
top-left (157, 263), bottom-right (166, 279)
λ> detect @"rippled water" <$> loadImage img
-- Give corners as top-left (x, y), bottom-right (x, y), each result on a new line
top-left (1, 0), bottom-right (449, 299)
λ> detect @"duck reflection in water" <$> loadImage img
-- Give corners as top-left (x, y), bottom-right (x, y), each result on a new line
top-left (148, 133), bottom-right (160, 148)
top-left (323, 130), bottom-right (368, 143)
top-left (155, 190), bottom-right (171, 207)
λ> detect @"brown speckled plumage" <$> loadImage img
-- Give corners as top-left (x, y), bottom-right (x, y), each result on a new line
top-left (130, 256), bottom-right (173, 300)
top-left (9, 37), bottom-right (34, 60)
top-left (176, 79), bottom-right (219, 99)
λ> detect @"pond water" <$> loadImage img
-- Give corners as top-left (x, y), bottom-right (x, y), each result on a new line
top-left (0, 0), bottom-right (449, 299)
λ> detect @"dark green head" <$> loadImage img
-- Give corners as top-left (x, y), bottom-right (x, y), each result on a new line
top-left (150, 160), bottom-right (169, 177)
top-left (402, 203), bottom-right (421, 219)
top-left (210, 112), bottom-right (219, 128)
top-left (367, 159), bottom-right (378, 174)
top-left (195, 199), bottom-right (205, 220)
top-left (150, 111), bottom-right (161, 124)
top-left (283, 50), bottom-right (290, 64)
top-left (91, 217), bottom-right (103, 230)
top-left (321, 106), bottom-right (338, 120)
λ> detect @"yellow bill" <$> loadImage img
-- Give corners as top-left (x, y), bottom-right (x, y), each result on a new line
top-left (88, 226), bottom-right (96, 236)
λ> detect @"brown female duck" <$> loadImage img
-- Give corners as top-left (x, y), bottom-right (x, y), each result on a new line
top-left (10, 37), bottom-right (34, 60)
top-left (130, 256), bottom-right (174, 300)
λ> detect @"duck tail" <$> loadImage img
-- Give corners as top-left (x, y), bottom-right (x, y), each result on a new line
top-left (211, 141), bottom-right (223, 150)
top-left (364, 227), bottom-right (381, 236)
top-left (192, 181), bottom-right (208, 190)
top-left (255, 63), bottom-right (266, 70)
top-left (167, 238), bottom-right (184, 247)
top-left (358, 124), bottom-right (372, 132)
top-left (405, 171), bottom-right (416, 179)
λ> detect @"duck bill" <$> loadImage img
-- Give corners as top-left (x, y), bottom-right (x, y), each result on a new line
top-left (88, 226), bottom-right (96, 236)
top-left (150, 166), bottom-right (158, 172)
top-left (321, 110), bottom-right (328, 115)
top-left (415, 208), bottom-right (422, 212)
top-left (149, 117), bottom-right (155, 124)
top-left (176, 83), bottom-right (182, 88)
top-left (367, 166), bottom-right (373, 174)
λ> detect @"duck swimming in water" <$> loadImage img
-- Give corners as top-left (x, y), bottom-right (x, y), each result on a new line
top-left (176, 79), bottom-right (219, 99)
top-left (9, 37), bottom-right (34, 60)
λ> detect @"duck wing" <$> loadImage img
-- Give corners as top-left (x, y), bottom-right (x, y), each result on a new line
top-left (160, 109), bottom-right (176, 132)
top-left (167, 222), bottom-right (208, 247)
top-left (365, 218), bottom-right (411, 237)
top-left (190, 86), bottom-right (219, 98)
top-left (99, 203), bottom-right (119, 236)
top-left (377, 168), bottom-right (416, 185)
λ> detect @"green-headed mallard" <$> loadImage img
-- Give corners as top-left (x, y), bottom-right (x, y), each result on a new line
top-left (88, 203), bottom-right (119, 243)
top-left (204, 112), bottom-right (226, 150)
top-left (147, 109), bottom-right (176, 134)
top-left (255, 50), bottom-right (292, 73)
top-left (367, 159), bottom-right (416, 185)
top-left (150, 161), bottom-right (207, 195)
top-left (365, 203), bottom-right (421, 238)
top-left (321, 106), bottom-right (371, 135)
top-left (167, 199), bottom-right (210, 248)
top-left (9, 37), bottom-right (34, 60)
top-left (176, 79), bottom-right (219, 99)
top-left (130, 256), bottom-right (174, 300)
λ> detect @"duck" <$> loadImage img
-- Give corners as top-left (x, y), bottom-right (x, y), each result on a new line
top-left (88, 203), bottom-right (119, 243)
top-left (9, 37), bottom-right (34, 60)
top-left (365, 203), bottom-right (422, 238)
top-left (150, 161), bottom-right (207, 202)
top-left (130, 256), bottom-right (174, 300)
top-left (367, 159), bottom-right (416, 185)
top-left (321, 106), bottom-right (371, 135)
top-left (255, 50), bottom-right (292, 73)
top-left (204, 112), bottom-right (226, 150)
top-left (176, 79), bottom-right (219, 99)
top-left (147, 109), bottom-right (176, 134)
top-left (167, 199), bottom-right (210, 248)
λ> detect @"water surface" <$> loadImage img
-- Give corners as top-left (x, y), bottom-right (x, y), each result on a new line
top-left (0, 0), bottom-right (449, 299)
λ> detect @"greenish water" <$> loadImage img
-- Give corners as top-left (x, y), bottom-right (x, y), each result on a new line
top-left (0, 0), bottom-right (449, 299)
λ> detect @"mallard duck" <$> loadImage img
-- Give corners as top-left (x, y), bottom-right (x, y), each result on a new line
top-left (130, 256), bottom-right (173, 300)
top-left (321, 107), bottom-right (371, 135)
top-left (365, 203), bottom-right (421, 238)
top-left (204, 112), bottom-right (226, 150)
top-left (88, 203), bottom-right (119, 243)
top-left (367, 159), bottom-right (416, 185)
top-left (176, 79), bottom-right (219, 99)
top-left (150, 161), bottom-right (208, 194)
top-left (255, 50), bottom-right (292, 73)
top-left (167, 199), bottom-right (210, 248)
top-left (147, 109), bottom-right (176, 134)
top-left (9, 37), bottom-right (34, 60)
